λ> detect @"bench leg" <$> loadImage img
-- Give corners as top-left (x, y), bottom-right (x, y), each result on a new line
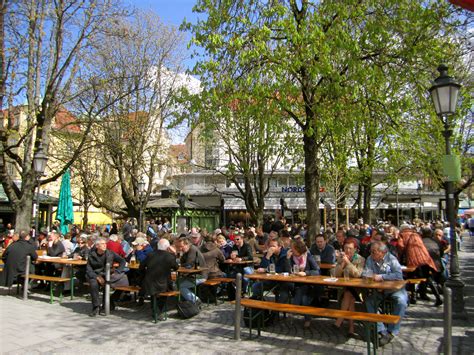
top-left (59, 283), bottom-right (63, 303)
top-left (70, 270), bottom-right (75, 300)
top-left (249, 308), bottom-right (253, 339)
top-left (49, 282), bottom-right (54, 304)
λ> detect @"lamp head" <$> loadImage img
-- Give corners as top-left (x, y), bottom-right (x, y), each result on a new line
top-left (429, 64), bottom-right (461, 116)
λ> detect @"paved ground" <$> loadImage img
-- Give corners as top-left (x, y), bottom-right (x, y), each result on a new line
top-left (1, 236), bottom-right (473, 355)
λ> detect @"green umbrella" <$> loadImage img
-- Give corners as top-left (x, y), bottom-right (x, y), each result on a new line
top-left (56, 169), bottom-right (74, 235)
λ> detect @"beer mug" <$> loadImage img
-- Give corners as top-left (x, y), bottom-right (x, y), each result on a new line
top-left (343, 268), bottom-right (350, 281)
top-left (269, 263), bottom-right (276, 274)
top-left (292, 264), bottom-right (299, 275)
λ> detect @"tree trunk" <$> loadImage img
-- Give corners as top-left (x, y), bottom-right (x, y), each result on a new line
top-left (304, 134), bottom-right (321, 241)
top-left (362, 182), bottom-right (372, 224)
top-left (14, 186), bottom-right (35, 231)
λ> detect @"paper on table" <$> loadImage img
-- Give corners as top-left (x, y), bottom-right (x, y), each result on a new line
top-left (38, 255), bottom-right (60, 259)
top-left (401, 266), bottom-right (407, 270)
top-left (323, 277), bottom-right (338, 282)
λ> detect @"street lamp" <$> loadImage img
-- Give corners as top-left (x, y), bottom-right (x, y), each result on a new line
top-left (429, 64), bottom-right (465, 315)
top-left (138, 177), bottom-right (146, 232)
top-left (33, 144), bottom-right (48, 233)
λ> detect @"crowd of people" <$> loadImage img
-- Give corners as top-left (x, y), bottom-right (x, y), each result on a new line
top-left (1, 214), bottom-right (472, 346)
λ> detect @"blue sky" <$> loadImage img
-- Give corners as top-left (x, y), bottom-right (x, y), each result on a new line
top-left (125, 0), bottom-right (200, 70)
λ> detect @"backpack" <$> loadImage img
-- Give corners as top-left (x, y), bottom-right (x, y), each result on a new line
top-left (176, 300), bottom-right (200, 319)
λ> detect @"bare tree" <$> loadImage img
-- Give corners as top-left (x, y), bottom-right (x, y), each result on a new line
top-left (0, 0), bottom-right (127, 231)
top-left (90, 11), bottom-right (187, 219)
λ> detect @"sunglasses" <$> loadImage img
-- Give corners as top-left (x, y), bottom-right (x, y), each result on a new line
top-left (235, 238), bottom-right (241, 241)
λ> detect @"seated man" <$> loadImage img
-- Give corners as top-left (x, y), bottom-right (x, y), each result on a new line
top-left (362, 241), bottom-right (407, 346)
top-left (1, 230), bottom-right (37, 288)
top-left (174, 236), bottom-right (207, 305)
top-left (310, 234), bottom-right (336, 264)
top-left (227, 235), bottom-right (254, 293)
top-left (86, 238), bottom-right (128, 317)
top-left (252, 238), bottom-right (291, 303)
top-left (139, 239), bottom-right (178, 320)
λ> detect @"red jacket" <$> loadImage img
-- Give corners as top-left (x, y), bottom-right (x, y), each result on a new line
top-left (106, 240), bottom-right (125, 258)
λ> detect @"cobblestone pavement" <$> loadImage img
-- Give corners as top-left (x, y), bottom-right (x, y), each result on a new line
top-left (1, 236), bottom-right (473, 355)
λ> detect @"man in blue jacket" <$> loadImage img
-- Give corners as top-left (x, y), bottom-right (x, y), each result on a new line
top-left (362, 241), bottom-right (407, 346)
top-left (251, 238), bottom-right (291, 302)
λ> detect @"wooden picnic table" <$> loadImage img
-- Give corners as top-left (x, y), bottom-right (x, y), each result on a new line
top-left (246, 273), bottom-right (406, 291)
top-left (36, 256), bottom-right (87, 266)
top-left (34, 256), bottom-right (87, 299)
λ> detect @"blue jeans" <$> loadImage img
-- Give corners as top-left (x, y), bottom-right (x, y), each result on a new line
top-left (251, 281), bottom-right (291, 303)
top-left (242, 266), bottom-right (254, 293)
top-left (365, 289), bottom-right (408, 335)
top-left (292, 284), bottom-right (313, 321)
top-left (179, 278), bottom-right (206, 303)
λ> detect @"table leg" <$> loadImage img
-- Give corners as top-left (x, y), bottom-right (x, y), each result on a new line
top-left (69, 265), bottom-right (74, 300)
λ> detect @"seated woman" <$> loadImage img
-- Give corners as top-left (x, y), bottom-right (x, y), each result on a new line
top-left (334, 238), bottom-right (365, 336)
top-left (287, 238), bottom-right (320, 328)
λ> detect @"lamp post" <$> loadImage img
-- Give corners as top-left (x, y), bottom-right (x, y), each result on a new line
top-left (417, 181), bottom-right (423, 221)
top-left (429, 64), bottom-right (465, 316)
top-left (138, 178), bottom-right (146, 233)
top-left (33, 144), bottom-right (48, 234)
top-left (396, 179), bottom-right (400, 227)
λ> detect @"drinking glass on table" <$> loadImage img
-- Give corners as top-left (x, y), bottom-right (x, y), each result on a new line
top-left (343, 268), bottom-right (350, 281)
top-left (329, 268), bottom-right (336, 279)
top-left (314, 255), bottom-right (321, 265)
top-left (268, 263), bottom-right (276, 274)
top-left (365, 269), bottom-right (374, 283)
top-left (292, 264), bottom-right (299, 275)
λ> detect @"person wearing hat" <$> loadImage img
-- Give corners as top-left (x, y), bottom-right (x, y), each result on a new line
top-left (190, 232), bottom-right (205, 251)
top-left (132, 234), bottom-right (153, 263)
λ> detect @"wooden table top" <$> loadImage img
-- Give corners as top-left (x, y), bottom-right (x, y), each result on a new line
top-left (177, 267), bottom-right (208, 274)
top-left (402, 266), bottom-right (417, 273)
top-left (127, 262), bottom-right (140, 269)
top-left (224, 259), bottom-right (255, 265)
top-left (319, 263), bottom-right (336, 269)
top-left (246, 273), bottom-right (406, 291)
top-left (36, 256), bottom-right (87, 266)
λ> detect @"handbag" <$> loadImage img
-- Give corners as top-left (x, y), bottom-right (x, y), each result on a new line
top-left (177, 300), bottom-right (200, 319)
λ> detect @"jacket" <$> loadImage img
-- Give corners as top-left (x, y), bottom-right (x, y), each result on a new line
top-left (86, 248), bottom-right (126, 280)
top-left (180, 244), bottom-right (208, 279)
top-left (202, 241), bottom-right (225, 278)
top-left (259, 247), bottom-right (291, 273)
top-left (139, 249), bottom-right (178, 296)
top-left (1, 239), bottom-right (38, 287)
top-left (232, 242), bottom-right (253, 261)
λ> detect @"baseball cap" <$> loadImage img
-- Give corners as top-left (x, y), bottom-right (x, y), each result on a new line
top-left (132, 237), bottom-right (147, 245)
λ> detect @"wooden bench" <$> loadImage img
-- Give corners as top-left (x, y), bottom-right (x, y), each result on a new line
top-left (405, 278), bottom-right (428, 305)
top-left (113, 284), bottom-right (179, 322)
top-left (24, 274), bottom-right (70, 303)
top-left (234, 298), bottom-right (400, 354)
top-left (200, 277), bottom-right (236, 305)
